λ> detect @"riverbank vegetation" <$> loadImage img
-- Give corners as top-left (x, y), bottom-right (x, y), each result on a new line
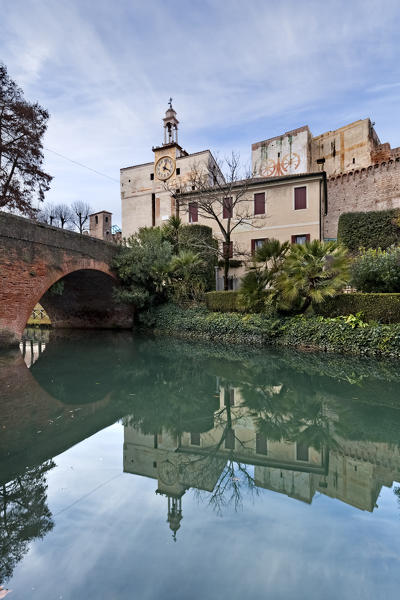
top-left (148, 303), bottom-right (400, 358)
top-left (112, 215), bottom-right (400, 358)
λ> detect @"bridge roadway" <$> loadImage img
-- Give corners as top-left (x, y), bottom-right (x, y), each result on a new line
top-left (0, 211), bottom-right (133, 346)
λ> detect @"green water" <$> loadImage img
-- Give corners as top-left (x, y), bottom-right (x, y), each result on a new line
top-left (1, 329), bottom-right (400, 599)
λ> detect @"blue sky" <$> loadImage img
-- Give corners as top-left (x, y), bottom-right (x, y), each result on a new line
top-left (1, 0), bottom-right (400, 225)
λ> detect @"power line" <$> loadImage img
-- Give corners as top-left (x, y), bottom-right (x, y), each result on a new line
top-left (44, 146), bottom-right (120, 183)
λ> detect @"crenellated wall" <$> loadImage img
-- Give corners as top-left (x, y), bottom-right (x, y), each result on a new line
top-left (324, 158), bottom-right (400, 239)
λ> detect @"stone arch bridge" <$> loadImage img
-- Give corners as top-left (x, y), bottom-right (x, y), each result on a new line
top-left (0, 211), bottom-right (133, 346)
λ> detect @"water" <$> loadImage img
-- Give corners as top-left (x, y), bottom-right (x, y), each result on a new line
top-left (1, 329), bottom-right (400, 599)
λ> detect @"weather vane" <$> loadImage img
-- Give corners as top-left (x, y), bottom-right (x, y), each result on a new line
top-left (168, 97), bottom-right (173, 109)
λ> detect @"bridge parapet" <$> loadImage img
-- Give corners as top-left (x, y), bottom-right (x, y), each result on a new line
top-left (0, 211), bottom-right (132, 346)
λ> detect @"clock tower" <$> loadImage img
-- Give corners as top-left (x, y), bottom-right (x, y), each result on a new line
top-left (152, 99), bottom-right (188, 183)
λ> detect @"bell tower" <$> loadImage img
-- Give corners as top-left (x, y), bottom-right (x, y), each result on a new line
top-left (163, 98), bottom-right (179, 145)
top-left (152, 100), bottom-right (188, 165)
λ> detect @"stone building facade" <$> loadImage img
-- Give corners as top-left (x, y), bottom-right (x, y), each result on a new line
top-left (121, 101), bottom-right (221, 237)
top-left (121, 106), bottom-right (400, 264)
top-left (252, 118), bottom-right (400, 240)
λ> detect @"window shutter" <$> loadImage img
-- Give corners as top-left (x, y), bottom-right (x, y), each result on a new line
top-left (251, 239), bottom-right (256, 254)
top-left (189, 202), bottom-right (198, 223)
top-left (223, 197), bottom-right (233, 219)
top-left (306, 234), bottom-right (310, 241)
top-left (294, 186), bottom-right (307, 210)
top-left (291, 235), bottom-right (296, 244)
top-left (254, 192), bottom-right (265, 215)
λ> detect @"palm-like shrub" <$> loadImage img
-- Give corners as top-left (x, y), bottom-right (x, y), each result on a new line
top-left (238, 239), bottom-right (289, 312)
top-left (162, 216), bottom-right (182, 253)
top-left (277, 240), bottom-right (349, 313)
top-left (170, 250), bottom-right (206, 304)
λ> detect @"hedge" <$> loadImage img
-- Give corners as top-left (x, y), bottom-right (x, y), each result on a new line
top-left (316, 293), bottom-right (400, 323)
top-left (205, 291), bottom-right (241, 312)
top-left (338, 209), bottom-right (400, 251)
top-left (148, 303), bottom-right (400, 359)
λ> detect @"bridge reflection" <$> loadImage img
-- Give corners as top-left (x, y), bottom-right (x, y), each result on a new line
top-left (0, 330), bottom-right (399, 575)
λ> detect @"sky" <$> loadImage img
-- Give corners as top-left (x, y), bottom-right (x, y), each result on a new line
top-left (1, 0), bottom-right (400, 226)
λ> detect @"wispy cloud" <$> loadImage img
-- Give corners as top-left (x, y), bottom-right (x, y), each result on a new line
top-left (1, 0), bottom-right (400, 221)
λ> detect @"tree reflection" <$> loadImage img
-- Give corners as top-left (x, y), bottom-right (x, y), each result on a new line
top-left (0, 461), bottom-right (54, 585)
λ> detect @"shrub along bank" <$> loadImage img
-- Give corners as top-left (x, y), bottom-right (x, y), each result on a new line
top-left (206, 291), bottom-right (400, 324)
top-left (316, 293), bottom-right (400, 323)
top-left (149, 303), bottom-right (400, 359)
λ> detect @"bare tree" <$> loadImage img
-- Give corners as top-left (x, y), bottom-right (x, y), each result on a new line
top-left (54, 203), bottom-right (72, 229)
top-left (36, 202), bottom-right (58, 226)
top-left (71, 200), bottom-right (92, 233)
top-left (176, 153), bottom-right (259, 290)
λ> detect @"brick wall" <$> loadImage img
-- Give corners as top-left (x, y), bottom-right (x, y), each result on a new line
top-left (324, 158), bottom-right (400, 239)
top-left (0, 212), bottom-right (133, 346)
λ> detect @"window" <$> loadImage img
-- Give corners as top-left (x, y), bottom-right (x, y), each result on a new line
top-left (294, 186), bottom-right (307, 210)
top-left (296, 442), bottom-right (309, 462)
top-left (150, 173), bottom-right (154, 180)
top-left (223, 197), bottom-right (233, 219)
top-left (254, 192), bottom-right (265, 215)
top-left (223, 241), bottom-right (233, 258)
top-left (291, 234), bottom-right (310, 245)
top-left (256, 433), bottom-right (268, 455)
top-left (225, 428), bottom-right (235, 450)
top-left (95, 215), bottom-right (98, 225)
top-left (153, 461), bottom-right (157, 468)
top-left (189, 201), bottom-right (198, 223)
top-left (190, 432), bottom-right (200, 446)
top-left (105, 216), bottom-right (108, 223)
top-left (176, 167), bottom-right (180, 175)
top-left (224, 388), bottom-right (234, 407)
top-left (251, 238), bottom-right (267, 254)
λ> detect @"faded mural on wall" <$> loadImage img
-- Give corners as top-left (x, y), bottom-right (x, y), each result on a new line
top-left (252, 126), bottom-right (311, 178)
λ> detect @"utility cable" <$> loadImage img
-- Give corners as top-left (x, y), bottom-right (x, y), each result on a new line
top-left (44, 147), bottom-right (119, 183)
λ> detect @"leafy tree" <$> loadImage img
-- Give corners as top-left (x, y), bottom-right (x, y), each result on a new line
top-left (113, 227), bottom-right (173, 317)
top-left (71, 200), bottom-right (92, 233)
top-left (0, 461), bottom-right (54, 585)
top-left (277, 240), bottom-right (349, 313)
top-left (0, 63), bottom-right (52, 216)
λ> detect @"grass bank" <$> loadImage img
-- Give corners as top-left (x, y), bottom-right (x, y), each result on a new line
top-left (148, 303), bottom-right (400, 359)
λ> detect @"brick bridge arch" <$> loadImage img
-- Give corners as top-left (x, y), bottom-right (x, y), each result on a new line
top-left (0, 212), bottom-right (133, 346)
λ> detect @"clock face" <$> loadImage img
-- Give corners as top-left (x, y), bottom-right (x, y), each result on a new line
top-left (158, 460), bottom-right (178, 486)
top-left (155, 156), bottom-right (175, 180)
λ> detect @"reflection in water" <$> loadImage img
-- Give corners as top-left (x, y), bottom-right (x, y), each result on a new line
top-left (1, 329), bottom-right (400, 585)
